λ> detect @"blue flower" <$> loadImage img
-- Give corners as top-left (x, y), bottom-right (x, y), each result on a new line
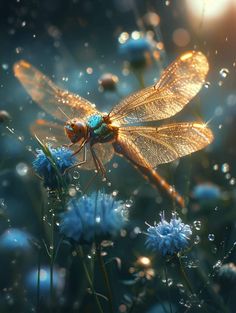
top-left (25, 267), bottom-right (64, 297)
top-left (192, 183), bottom-right (221, 202)
top-left (32, 146), bottom-right (76, 188)
top-left (59, 191), bottom-right (127, 244)
top-left (145, 213), bottom-right (192, 256)
top-left (217, 263), bottom-right (236, 285)
top-left (119, 33), bottom-right (153, 69)
top-left (0, 228), bottom-right (32, 253)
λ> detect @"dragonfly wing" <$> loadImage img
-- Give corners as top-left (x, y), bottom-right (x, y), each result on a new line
top-left (30, 119), bottom-right (69, 146)
top-left (31, 119), bottom-right (114, 170)
top-left (115, 123), bottom-right (213, 168)
top-left (109, 51), bottom-right (209, 125)
top-left (14, 60), bottom-right (98, 121)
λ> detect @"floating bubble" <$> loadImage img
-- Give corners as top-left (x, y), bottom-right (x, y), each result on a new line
top-left (194, 235), bottom-right (200, 245)
top-left (68, 187), bottom-right (76, 197)
top-left (219, 68), bottom-right (229, 78)
top-left (86, 67), bottom-right (93, 75)
top-left (143, 12), bottom-right (160, 27)
top-left (72, 171), bottom-right (80, 180)
top-left (16, 162), bottom-right (28, 176)
top-left (226, 94), bottom-right (236, 107)
top-left (204, 82), bottom-right (210, 88)
top-left (221, 163), bottom-right (229, 173)
top-left (98, 73), bottom-right (119, 91)
top-left (193, 220), bottom-right (202, 230)
top-left (213, 164), bottom-right (219, 171)
top-left (0, 110), bottom-right (11, 123)
top-left (2, 64), bottom-right (9, 70)
top-left (125, 199), bottom-right (133, 208)
top-left (208, 234), bottom-right (215, 241)
top-left (172, 28), bottom-right (191, 47)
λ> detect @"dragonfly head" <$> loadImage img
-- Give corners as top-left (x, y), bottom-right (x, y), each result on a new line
top-left (64, 118), bottom-right (88, 143)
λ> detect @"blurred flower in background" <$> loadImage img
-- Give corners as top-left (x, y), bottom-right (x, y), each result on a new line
top-left (216, 262), bottom-right (236, 286)
top-left (25, 266), bottom-right (65, 297)
top-left (192, 182), bottom-right (221, 203)
top-left (59, 191), bottom-right (128, 244)
top-left (33, 145), bottom-right (76, 189)
top-left (145, 213), bottom-right (192, 256)
top-left (0, 228), bottom-right (33, 254)
top-left (118, 31), bottom-right (153, 70)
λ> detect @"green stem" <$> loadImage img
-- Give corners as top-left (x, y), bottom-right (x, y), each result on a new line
top-left (96, 243), bottom-right (114, 313)
top-left (164, 264), bottom-right (173, 313)
top-left (78, 246), bottom-right (104, 313)
top-left (50, 207), bottom-right (54, 312)
top-left (177, 256), bottom-right (194, 295)
top-left (195, 267), bottom-right (230, 313)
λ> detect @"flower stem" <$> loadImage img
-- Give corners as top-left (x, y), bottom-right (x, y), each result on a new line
top-left (96, 243), bottom-right (114, 313)
top-left (177, 255), bottom-right (194, 295)
top-left (164, 264), bottom-right (173, 313)
top-left (50, 207), bottom-right (54, 312)
top-left (37, 247), bottom-right (41, 312)
top-left (78, 246), bottom-right (104, 313)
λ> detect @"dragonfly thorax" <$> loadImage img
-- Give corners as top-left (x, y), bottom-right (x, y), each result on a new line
top-left (64, 118), bottom-right (88, 143)
top-left (87, 113), bottom-right (116, 143)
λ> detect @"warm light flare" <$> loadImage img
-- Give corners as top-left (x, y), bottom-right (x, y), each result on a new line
top-left (185, 0), bottom-right (231, 20)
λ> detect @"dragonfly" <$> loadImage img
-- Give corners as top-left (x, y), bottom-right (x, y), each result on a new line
top-left (14, 51), bottom-right (213, 208)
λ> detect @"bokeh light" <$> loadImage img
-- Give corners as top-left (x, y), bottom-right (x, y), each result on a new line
top-left (185, 0), bottom-right (231, 20)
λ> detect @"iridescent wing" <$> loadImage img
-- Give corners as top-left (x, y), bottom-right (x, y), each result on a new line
top-left (109, 51), bottom-right (209, 126)
top-left (31, 119), bottom-right (114, 170)
top-left (114, 123), bottom-right (213, 168)
top-left (14, 60), bottom-right (98, 121)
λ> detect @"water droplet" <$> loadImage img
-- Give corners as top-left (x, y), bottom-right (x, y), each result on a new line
top-left (221, 163), bottom-right (229, 173)
top-left (95, 216), bottom-right (101, 223)
top-left (213, 164), bottom-right (219, 171)
top-left (204, 82), bottom-right (210, 89)
top-left (230, 178), bottom-right (235, 185)
top-left (219, 68), bottom-right (229, 78)
top-left (26, 145), bottom-right (32, 152)
top-left (2, 63), bottom-right (9, 70)
top-left (194, 235), bottom-right (200, 245)
top-left (16, 162), bottom-right (28, 176)
top-left (73, 171), bottom-right (80, 180)
top-left (68, 187), bottom-right (76, 197)
top-left (193, 220), bottom-right (201, 231)
top-left (125, 199), bottom-right (133, 208)
top-left (112, 162), bottom-right (118, 169)
top-left (112, 190), bottom-right (119, 197)
top-left (15, 47), bottom-right (23, 54)
top-left (208, 234), bottom-right (215, 241)
top-left (213, 260), bottom-right (222, 269)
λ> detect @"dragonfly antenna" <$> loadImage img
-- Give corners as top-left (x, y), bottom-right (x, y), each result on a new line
top-left (58, 107), bottom-right (71, 120)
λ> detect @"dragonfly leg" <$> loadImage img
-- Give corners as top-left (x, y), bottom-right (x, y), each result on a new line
top-left (83, 172), bottom-right (99, 193)
top-left (63, 142), bottom-right (75, 148)
top-left (72, 139), bottom-right (87, 156)
top-left (90, 145), bottom-right (107, 178)
top-left (63, 144), bottom-right (87, 175)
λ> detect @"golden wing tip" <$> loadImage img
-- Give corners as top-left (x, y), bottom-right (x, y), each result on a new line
top-left (193, 122), bottom-right (214, 144)
top-left (13, 60), bottom-right (31, 77)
